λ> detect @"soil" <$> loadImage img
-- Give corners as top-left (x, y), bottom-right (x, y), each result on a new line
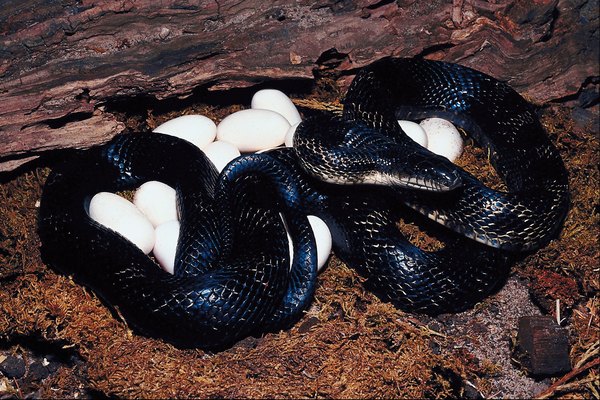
top-left (0, 81), bottom-right (598, 398)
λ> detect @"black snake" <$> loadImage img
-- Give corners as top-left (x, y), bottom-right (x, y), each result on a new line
top-left (38, 57), bottom-right (569, 349)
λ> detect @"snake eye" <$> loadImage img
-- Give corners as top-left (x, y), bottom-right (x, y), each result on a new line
top-left (391, 140), bottom-right (463, 192)
top-left (432, 168), bottom-right (462, 191)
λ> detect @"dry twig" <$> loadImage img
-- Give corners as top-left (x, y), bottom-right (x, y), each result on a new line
top-left (535, 357), bottom-right (600, 399)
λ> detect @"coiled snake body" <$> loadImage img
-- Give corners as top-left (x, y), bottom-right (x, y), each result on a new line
top-left (38, 57), bottom-right (569, 349)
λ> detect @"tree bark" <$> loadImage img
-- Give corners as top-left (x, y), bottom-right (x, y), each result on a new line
top-left (0, 0), bottom-right (597, 171)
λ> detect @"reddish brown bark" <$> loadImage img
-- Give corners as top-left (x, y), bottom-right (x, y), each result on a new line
top-left (0, 0), bottom-right (597, 171)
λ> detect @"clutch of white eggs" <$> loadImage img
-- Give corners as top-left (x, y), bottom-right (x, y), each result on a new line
top-left (88, 89), bottom-right (463, 275)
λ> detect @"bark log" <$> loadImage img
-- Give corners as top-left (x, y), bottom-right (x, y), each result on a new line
top-left (0, 0), bottom-right (597, 171)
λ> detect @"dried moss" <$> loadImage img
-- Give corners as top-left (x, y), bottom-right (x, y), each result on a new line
top-left (0, 168), bottom-right (48, 279)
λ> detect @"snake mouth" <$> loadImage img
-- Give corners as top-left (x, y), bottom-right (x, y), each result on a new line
top-left (389, 134), bottom-right (464, 192)
top-left (397, 172), bottom-right (462, 191)
top-left (357, 167), bottom-right (461, 192)
top-left (390, 151), bottom-right (463, 192)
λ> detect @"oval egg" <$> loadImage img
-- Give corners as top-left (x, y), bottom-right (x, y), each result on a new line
top-left (420, 118), bottom-right (464, 162)
top-left (153, 115), bottom-right (217, 150)
top-left (89, 192), bottom-right (155, 254)
top-left (203, 140), bottom-right (241, 173)
top-left (398, 120), bottom-right (428, 148)
top-left (216, 109), bottom-right (290, 152)
top-left (251, 89), bottom-right (302, 126)
top-left (308, 215), bottom-right (333, 271)
top-left (153, 220), bottom-right (180, 274)
top-left (134, 181), bottom-right (178, 227)
top-left (284, 122), bottom-right (300, 148)
top-left (284, 214), bottom-right (332, 272)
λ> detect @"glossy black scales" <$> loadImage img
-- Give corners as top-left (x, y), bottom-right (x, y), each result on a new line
top-left (290, 57), bottom-right (569, 313)
top-left (38, 57), bottom-right (569, 348)
top-left (39, 134), bottom-right (317, 349)
top-left (265, 148), bottom-right (513, 313)
top-left (341, 57), bottom-right (569, 251)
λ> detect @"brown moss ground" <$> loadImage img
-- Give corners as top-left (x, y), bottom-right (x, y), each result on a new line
top-left (0, 90), bottom-right (598, 398)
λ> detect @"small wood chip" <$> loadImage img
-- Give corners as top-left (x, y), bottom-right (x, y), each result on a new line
top-left (516, 316), bottom-right (571, 377)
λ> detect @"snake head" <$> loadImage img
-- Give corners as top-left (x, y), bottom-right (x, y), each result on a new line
top-left (294, 117), bottom-right (462, 192)
top-left (391, 137), bottom-right (463, 192)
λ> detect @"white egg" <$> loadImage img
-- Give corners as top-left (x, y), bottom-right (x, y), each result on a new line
top-left (203, 140), bottom-right (241, 172)
top-left (133, 181), bottom-right (178, 227)
top-left (284, 223), bottom-right (294, 271)
top-left (153, 220), bottom-right (180, 274)
top-left (216, 109), bottom-right (290, 152)
top-left (308, 215), bottom-right (332, 271)
top-left (419, 118), bottom-right (464, 162)
top-left (284, 122), bottom-right (300, 147)
top-left (251, 89), bottom-right (302, 126)
top-left (283, 214), bottom-right (332, 272)
top-left (89, 192), bottom-right (155, 254)
top-left (398, 120), bottom-right (428, 148)
top-left (153, 115), bottom-right (217, 150)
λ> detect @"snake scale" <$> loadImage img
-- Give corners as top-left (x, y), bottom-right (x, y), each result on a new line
top-left (38, 57), bottom-right (569, 349)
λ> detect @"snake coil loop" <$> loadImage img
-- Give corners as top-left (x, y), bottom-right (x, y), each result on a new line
top-left (38, 57), bottom-right (569, 348)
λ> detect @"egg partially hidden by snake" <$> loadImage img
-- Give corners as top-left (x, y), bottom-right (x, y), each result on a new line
top-left (38, 57), bottom-right (569, 349)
